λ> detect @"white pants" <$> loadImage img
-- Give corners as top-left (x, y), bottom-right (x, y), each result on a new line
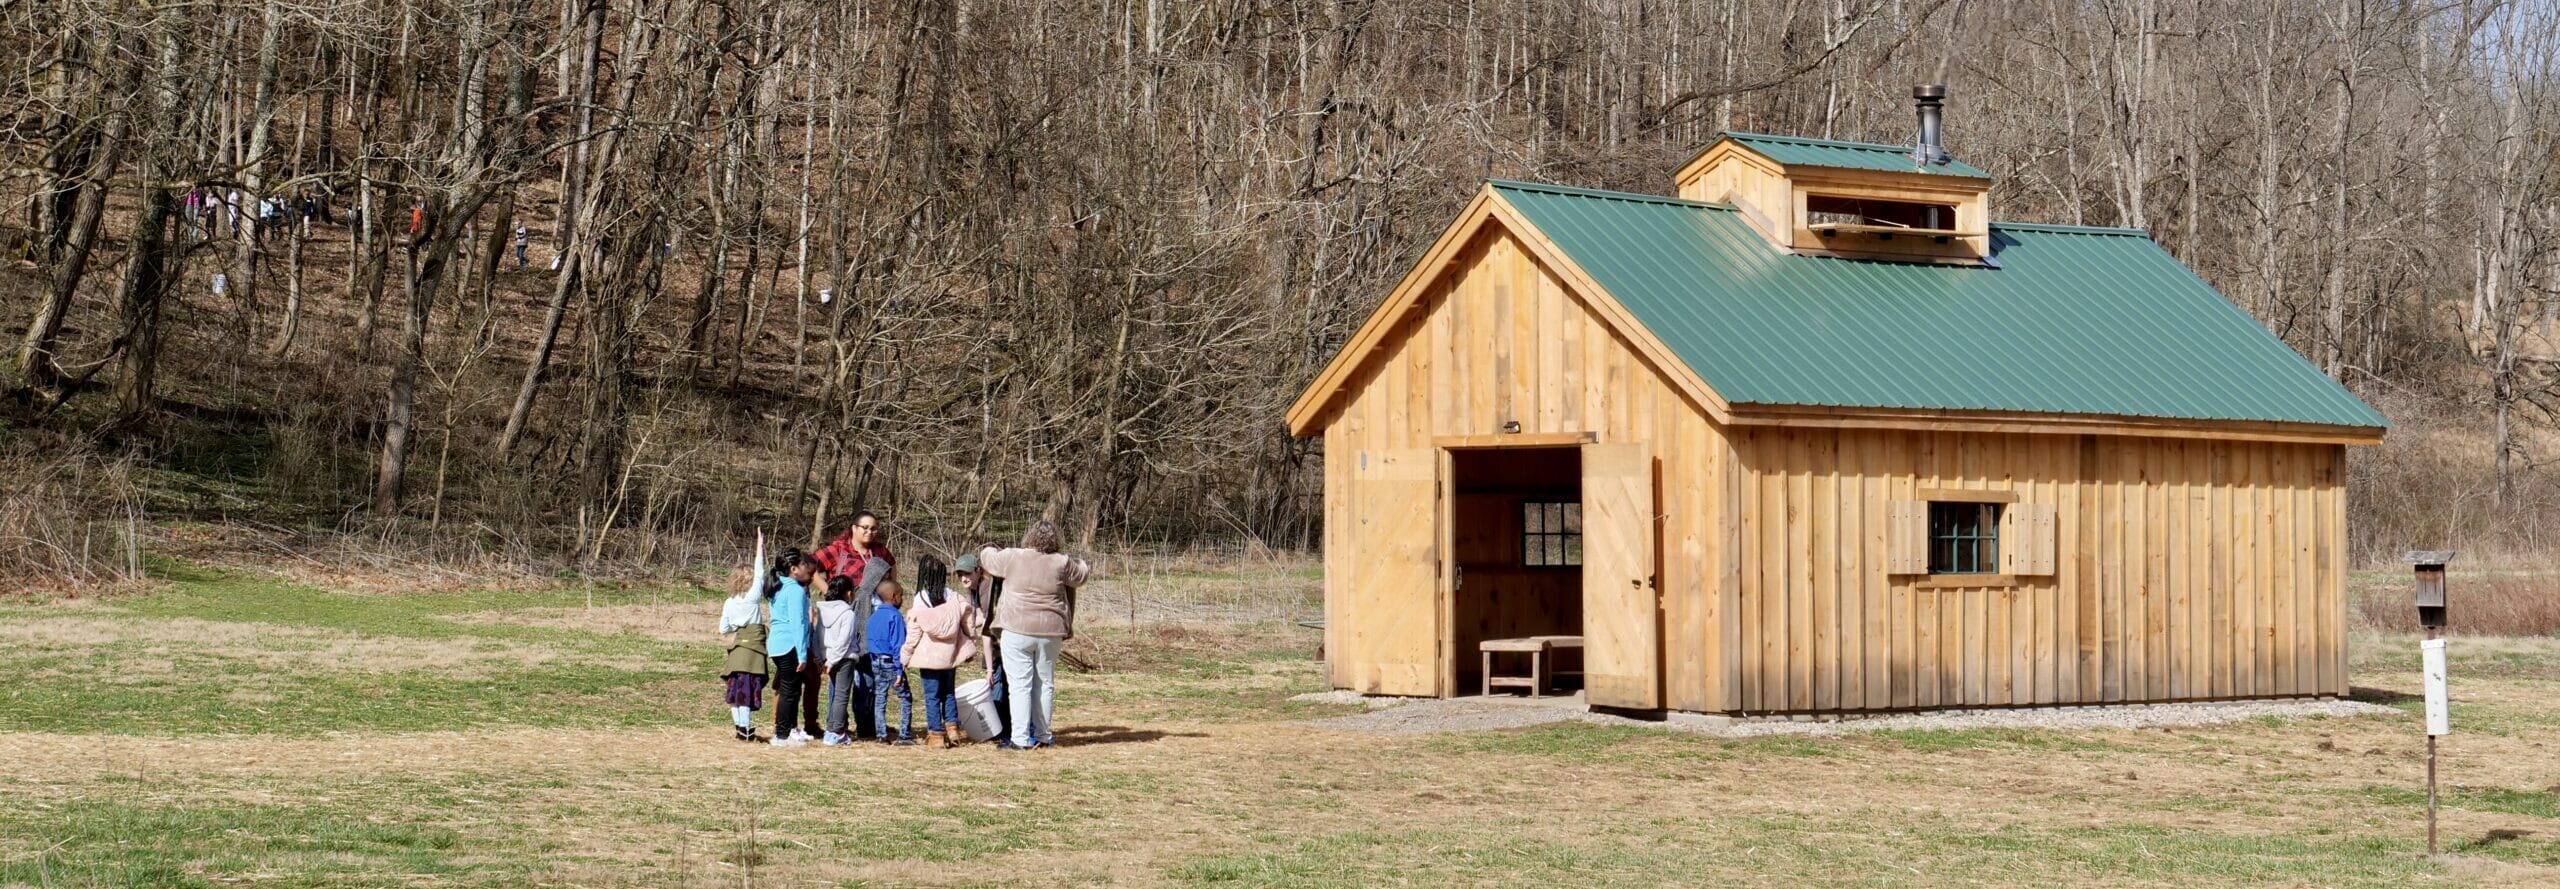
top-left (1000, 632), bottom-right (1062, 746)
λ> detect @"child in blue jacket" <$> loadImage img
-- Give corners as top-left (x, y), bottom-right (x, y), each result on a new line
top-left (766, 551), bottom-right (820, 746)
top-left (867, 579), bottom-right (916, 745)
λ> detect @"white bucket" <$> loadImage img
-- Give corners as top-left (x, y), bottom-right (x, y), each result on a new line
top-left (954, 678), bottom-right (1003, 741)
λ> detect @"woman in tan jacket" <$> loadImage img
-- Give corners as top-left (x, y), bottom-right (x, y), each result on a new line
top-left (980, 520), bottom-right (1092, 750)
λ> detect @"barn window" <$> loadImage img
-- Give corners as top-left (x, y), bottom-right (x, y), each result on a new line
top-left (1521, 501), bottom-right (1582, 567)
top-left (1928, 502), bottom-right (2002, 574)
top-left (1806, 194), bottom-right (1959, 233)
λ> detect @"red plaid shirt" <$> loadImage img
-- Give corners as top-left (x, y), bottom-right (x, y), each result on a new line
top-left (812, 535), bottom-right (894, 584)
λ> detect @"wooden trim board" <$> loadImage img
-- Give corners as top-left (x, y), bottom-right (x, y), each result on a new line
top-left (1433, 432), bottom-right (1597, 449)
top-left (1918, 487), bottom-right (2019, 503)
top-left (1912, 574), bottom-right (2026, 589)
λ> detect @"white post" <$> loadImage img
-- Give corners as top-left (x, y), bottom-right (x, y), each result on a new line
top-left (2421, 633), bottom-right (2449, 856)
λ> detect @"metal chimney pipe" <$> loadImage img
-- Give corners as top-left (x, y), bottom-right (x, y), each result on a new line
top-left (1913, 83), bottom-right (1950, 166)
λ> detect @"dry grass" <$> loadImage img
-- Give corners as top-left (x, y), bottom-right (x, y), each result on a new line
top-left (4, 563), bottom-right (2559, 887)
top-left (0, 615), bottom-right (595, 678)
top-left (2352, 565), bottom-right (2560, 638)
top-left (442, 601), bottom-right (710, 644)
top-left (0, 435), bottom-right (148, 593)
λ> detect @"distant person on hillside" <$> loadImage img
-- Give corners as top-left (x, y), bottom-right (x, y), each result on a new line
top-left (766, 548), bottom-right (820, 747)
top-left (514, 225), bottom-right (530, 268)
top-left (903, 554), bottom-right (988, 748)
top-left (867, 579), bottom-right (916, 745)
top-left (718, 531), bottom-right (772, 742)
top-left (979, 520), bottom-right (1092, 750)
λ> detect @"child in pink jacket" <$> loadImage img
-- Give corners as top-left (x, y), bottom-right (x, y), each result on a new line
top-left (901, 554), bottom-right (989, 748)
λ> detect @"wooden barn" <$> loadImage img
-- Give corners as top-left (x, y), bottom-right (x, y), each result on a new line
top-left (1284, 89), bottom-right (2390, 716)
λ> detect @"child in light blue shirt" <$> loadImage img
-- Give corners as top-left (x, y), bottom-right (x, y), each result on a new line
top-left (765, 551), bottom-right (818, 746)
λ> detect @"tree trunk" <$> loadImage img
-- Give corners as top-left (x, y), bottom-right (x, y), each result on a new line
top-left (226, 0), bottom-right (286, 343)
top-left (267, 220), bottom-right (306, 357)
top-left (17, 98), bottom-right (129, 399)
top-left (495, 0), bottom-right (608, 461)
top-left (373, 222), bottom-right (447, 514)
top-left (112, 181), bottom-right (178, 424)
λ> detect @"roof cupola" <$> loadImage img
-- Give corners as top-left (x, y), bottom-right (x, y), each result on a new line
top-left (1673, 90), bottom-right (1992, 265)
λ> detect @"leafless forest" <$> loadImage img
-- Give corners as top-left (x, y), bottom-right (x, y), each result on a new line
top-left (4, 0), bottom-right (2556, 586)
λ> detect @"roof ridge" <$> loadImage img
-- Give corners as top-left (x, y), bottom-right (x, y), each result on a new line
top-left (1991, 221), bottom-right (2152, 237)
top-left (1486, 179), bottom-right (1732, 210)
top-left (1720, 131), bottom-right (1910, 153)
top-left (1709, 131), bottom-right (1991, 179)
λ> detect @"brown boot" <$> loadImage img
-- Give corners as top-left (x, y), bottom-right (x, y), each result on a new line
top-left (944, 726), bottom-right (967, 748)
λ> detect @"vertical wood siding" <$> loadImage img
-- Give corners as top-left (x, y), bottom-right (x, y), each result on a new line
top-left (1322, 226), bottom-right (1733, 710)
top-left (1317, 221), bottom-right (2348, 712)
top-left (1728, 428), bottom-right (2348, 712)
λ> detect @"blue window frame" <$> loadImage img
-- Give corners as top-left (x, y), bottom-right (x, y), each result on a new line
top-left (1929, 502), bottom-right (2001, 574)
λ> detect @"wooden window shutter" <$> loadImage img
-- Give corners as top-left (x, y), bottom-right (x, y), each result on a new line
top-left (2010, 502), bottom-right (2058, 576)
top-left (2034, 502), bottom-right (2059, 575)
top-left (1887, 500), bottom-right (1927, 574)
top-left (1998, 505), bottom-right (2021, 574)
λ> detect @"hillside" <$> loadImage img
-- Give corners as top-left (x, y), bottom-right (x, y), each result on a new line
top-left (4, 0), bottom-right (2558, 588)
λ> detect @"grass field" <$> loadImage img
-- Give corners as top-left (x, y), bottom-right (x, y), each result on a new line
top-left (3, 563), bottom-right (2558, 887)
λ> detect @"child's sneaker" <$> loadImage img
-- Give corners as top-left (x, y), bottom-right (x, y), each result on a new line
top-left (821, 732), bottom-right (848, 747)
top-left (769, 735), bottom-right (802, 748)
top-left (789, 729), bottom-right (815, 744)
top-left (890, 736), bottom-right (918, 746)
top-left (733, 725), bottom-right (754, 742)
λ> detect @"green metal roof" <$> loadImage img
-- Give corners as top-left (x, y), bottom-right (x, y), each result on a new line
top-left (1489, 180), bottom-right (2388, 429)
top-left (1720, 132), bottom-right (1991, 179)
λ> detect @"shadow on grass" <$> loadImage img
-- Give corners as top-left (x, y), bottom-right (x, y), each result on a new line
top-left (2457, 828), bottom-right (2537, 852)
top-left (1055, 725), bottom-right (1209, 746)
top-left (2347, 686), bottom-right (2420, 705)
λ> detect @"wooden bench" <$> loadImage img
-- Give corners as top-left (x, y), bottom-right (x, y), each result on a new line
top-left (1480, 635), bottom-right (1585, 697)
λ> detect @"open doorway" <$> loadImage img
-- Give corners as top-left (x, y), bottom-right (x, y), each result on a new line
top-left (1447, 446), bottom-right (1584, 695)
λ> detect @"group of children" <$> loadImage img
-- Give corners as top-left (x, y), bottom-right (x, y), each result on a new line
top-left (183, 186), bottom-right (333, 244)
top-left (718, 519), bottom-right (1012, 750)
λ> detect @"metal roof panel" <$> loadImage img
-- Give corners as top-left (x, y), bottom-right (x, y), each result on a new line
top-left (1721, 132), bottom-right (1993, 179)
top-left (1488, 180), bottom-right (2389, 429)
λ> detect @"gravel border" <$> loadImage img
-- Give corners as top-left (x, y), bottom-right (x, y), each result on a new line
top-left (1296, 691), bottom-right (2401, 736)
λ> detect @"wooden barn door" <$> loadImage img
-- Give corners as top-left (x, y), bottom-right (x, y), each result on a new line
top-left (1581, 442), bottom-right (1660, 709)
top-left (1354, 448), bottom-right (1443, 696)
